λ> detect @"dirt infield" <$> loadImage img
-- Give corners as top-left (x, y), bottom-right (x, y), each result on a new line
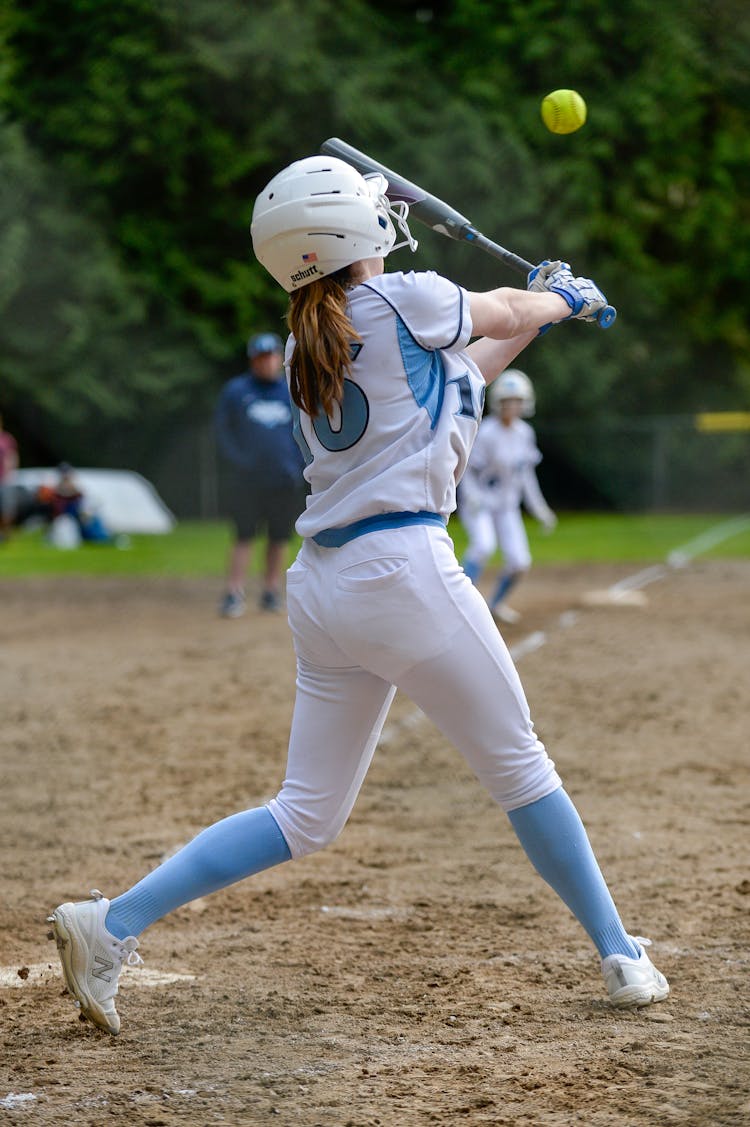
top-left (1, 560), bottom-right (749, 1126)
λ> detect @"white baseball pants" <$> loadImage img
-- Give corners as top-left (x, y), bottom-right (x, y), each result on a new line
top-left (267, 524), bottom-right (560, 858)
top-left (462, 506), bottom-right (532, 575)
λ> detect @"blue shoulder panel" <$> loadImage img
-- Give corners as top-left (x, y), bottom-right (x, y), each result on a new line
top-left (396, 315), bottom-right (445, 430)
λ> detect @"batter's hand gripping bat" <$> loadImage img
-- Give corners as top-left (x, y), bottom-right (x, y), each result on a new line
top-left (320, 137), bottom-right (616, 330)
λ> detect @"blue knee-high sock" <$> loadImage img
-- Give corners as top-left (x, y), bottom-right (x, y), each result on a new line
top-left (104, 806), bottom-right (291, 940)
top-left (508, 788), bottom-right (639, 959)
top-left (462, 557), bottom-right (483, 585)
top-left (490, 571), bottom-right (519, 608)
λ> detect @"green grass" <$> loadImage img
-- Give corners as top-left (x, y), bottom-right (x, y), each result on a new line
top-left (498, 512), bottom-right (750, 565)
top-left (0, 513), bottom-right (748, 579)
top-left (0, 521), bottom-right (235, 578)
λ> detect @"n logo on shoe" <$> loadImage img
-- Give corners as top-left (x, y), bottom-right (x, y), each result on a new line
top-left (92, 955), bottom-right (114, 982)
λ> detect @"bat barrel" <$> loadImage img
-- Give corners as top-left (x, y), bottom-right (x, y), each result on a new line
top-left (321, 137), bottom-right (474, 241)
top-left (322, 138), bottom-right (392, 181)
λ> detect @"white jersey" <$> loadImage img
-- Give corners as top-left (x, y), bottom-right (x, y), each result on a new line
top-left (286, 270), bottom-right (482, 540)
top-left (460, 415), bottom-right (551, 519)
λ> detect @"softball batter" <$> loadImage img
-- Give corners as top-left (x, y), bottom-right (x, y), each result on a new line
top-left (460, 369), bottom-right (556, 623)
top-left (49, 155), bottom-right (668, 1035)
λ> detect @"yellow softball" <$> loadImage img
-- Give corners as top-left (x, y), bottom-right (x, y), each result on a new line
top-left (541, 89), bottom-right (587, 134)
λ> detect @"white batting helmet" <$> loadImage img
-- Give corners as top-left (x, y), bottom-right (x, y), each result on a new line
top-left (251, 155), bottom-right (418, 292)
top-left (487, 369), bottom-right (536, 417)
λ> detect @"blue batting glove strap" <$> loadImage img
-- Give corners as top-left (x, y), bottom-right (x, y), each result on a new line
top-left (528, 261), bottom-right (608, 324)
top-left (570, 276), bottom-right (608, 320)
top-left (548, 280), bottom-right (582, 316)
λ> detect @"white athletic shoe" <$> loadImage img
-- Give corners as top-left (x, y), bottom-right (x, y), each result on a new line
top-left (48, 889), bottom-right (142, 1034)
top-left (492, 602), bottom-right (521, 625)
top-left (602, 937), bottom-right (670, 1008)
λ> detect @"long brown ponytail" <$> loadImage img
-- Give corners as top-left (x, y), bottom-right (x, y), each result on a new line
top-left (286, 269), bottom-right (361, 418)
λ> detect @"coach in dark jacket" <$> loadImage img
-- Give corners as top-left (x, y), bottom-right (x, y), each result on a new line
top-left (215, 331), bottom-right (306, 618)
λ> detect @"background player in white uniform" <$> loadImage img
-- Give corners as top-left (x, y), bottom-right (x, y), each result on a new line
top-left (49, 155), bottom-right (669, 1036)
top-left (460, 369), bottom-right (556, 623)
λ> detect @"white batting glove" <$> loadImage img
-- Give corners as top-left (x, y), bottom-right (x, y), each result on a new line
top-left (527, 260), bottom-right (565, 291)
top-left (528, 260), bottom-right (609, 322)
top-left (540, 511), bottom-right (558, 534)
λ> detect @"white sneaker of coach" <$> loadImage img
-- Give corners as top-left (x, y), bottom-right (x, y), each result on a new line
top-left (49, 889), bottom-right (142, 1034)
top-left (602, 937), bottom-right (670, 1008)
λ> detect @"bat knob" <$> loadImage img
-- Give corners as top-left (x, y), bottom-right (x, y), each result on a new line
top-left (597, 305), bottom-right (617, 329)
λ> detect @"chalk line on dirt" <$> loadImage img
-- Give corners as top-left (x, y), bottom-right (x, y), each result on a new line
top-left (664, 514), bottom-right (750, 569)
top-left (0, 1094), bottom-right (37, 1109)
top-left (0, 961), bottom-right (195, 990)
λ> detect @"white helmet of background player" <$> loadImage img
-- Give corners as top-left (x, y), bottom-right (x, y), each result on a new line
top-left (251, 155), bottom-right (418, 292)
top-left (488, 369), bottom-right (536, 417)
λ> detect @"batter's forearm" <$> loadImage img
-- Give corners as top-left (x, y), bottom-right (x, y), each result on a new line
top-left (468, 288), bottom-right (570, 340)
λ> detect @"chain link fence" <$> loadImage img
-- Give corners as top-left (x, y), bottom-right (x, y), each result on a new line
top-left (535, 414), bottom-right (750, 512)
top-left (142, 414), bottom-right (750, 520)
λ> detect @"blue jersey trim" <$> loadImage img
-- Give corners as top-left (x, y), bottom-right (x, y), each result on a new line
top-left (311, 510), bottom-right (446, 548)
top-left (396, 316), bottom-right (445, 429)
top-left (443, 281), bottom-right (466, 349)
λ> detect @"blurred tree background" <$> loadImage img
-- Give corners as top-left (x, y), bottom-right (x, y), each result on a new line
top-left (1, 0), bottom-right (748, 510)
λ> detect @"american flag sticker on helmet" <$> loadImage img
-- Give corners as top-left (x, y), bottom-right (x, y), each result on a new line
top-left (302, 252), bottom-right (318, 262)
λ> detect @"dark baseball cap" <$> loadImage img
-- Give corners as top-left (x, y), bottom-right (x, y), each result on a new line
top-left (247, 331), bottom-right (283, 357)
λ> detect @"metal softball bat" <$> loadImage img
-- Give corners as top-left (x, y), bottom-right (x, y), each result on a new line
top-left (320, 137), bottom-right (616, 329)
